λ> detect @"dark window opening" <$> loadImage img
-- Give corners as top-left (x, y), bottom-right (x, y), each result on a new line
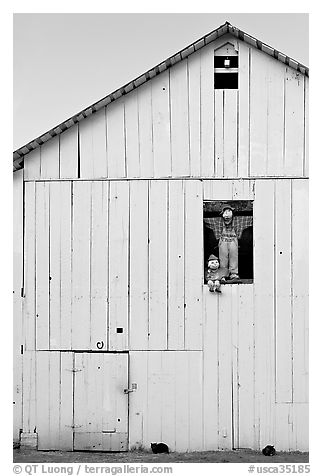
top-left (203, 200), bottom-right (253, 284)
top-left (214, 73), bottom-right (238, 89)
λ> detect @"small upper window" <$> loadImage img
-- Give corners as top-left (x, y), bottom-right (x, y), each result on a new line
top-left (214, 43), bottom-right (238, 90)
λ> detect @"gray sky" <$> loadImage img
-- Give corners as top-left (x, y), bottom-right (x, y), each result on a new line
top-left (13, 13), bottom-right (309, 150)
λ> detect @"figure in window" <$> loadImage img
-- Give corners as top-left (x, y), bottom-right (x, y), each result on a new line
top-left (203, 204), bottom-right (253, 281)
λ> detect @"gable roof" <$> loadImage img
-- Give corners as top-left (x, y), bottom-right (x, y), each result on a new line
top-left (13, 21), bottom-right (309, 172)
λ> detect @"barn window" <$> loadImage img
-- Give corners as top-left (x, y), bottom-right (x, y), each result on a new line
top-left (203, 201), bottom-right (253, 284)
top-left (214, 43), bottom-right (238, 89)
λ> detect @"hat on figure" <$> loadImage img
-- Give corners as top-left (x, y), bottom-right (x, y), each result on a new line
top-left (208, 254), bottom-right (218, 262)
top-left (220, 204), bottom-right (235, 215)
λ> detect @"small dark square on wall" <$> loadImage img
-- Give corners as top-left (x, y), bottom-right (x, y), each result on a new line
top-left (203, 200), bottom-right (253, 283)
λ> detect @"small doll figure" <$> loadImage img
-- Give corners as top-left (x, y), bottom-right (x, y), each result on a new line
top-left (206, 254), bottom-right (229, 293)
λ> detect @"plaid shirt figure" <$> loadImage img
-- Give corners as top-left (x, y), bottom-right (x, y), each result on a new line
top-left (203, 216), bottom-right (253, 240)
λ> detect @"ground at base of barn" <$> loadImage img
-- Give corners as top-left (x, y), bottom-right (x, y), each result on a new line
top-left (13, 448), bottom-right (309, 464)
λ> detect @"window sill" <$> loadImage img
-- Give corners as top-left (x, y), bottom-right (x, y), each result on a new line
top-left (203, 279), bottom-right (253, 286)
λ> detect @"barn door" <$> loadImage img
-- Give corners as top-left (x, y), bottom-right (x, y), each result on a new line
top-left (73, 353), bottom-right (129, 451)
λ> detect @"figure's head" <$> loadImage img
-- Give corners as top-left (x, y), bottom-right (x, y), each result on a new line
top-left (221, 205), bottom-right (234, 224)
top-left (208, 255), bottom-right (220, 270)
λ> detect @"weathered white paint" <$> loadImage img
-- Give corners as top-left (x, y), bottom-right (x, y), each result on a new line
top-left (19, 177), bottom-right (308, 451)
top-left (15, 33), bottom-right (309, 452)
top-left (36, 352), bottom-right (73, 450)
top-left (13, 170), bottom-right (23, 442)
top-left (23, 36), bottom-right (308, 181)
top-left (73, 353), bottom-right (128, 451)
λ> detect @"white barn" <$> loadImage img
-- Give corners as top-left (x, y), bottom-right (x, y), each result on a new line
top-left (13, 21), bottom-right (309, 452)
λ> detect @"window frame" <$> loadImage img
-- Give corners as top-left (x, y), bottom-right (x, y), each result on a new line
top-left (203, 200), bottom-right (254, 285)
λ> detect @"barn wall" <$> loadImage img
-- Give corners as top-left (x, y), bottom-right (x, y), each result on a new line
top-left (15, 33), bottom-right (309, 452)
top-left (17, 177), bottom-right (308, 451)
top-left (13, 169), bottom-right (23, 442)
top-left (22, 36), bottom-right (308, 182)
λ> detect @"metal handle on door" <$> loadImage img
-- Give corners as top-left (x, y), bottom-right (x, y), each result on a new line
top-left (123, 383), bottom-right (137, 394)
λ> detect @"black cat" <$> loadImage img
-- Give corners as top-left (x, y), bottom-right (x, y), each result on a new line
top-left (262, 445), bottom-right (276, 456)
top-left (151, 442), bottom-right (169, 454)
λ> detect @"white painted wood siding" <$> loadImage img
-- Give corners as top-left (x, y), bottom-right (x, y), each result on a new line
top-left (18, 175), bottom-right (308, 451)
top-left (23, 36), bottom-right (308, 181)
top-left (13, 170), bottom-right (23, 441)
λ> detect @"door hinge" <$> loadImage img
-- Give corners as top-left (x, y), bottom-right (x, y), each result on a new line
top-left (65, 368), bottom-right (83, 373)
top-left (65, 424), bottom-right (82, 429)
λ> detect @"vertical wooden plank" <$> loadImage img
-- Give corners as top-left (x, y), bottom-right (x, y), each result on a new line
top-left (40, 136), bottom-right (60, 179)
top-left (73, 353), bottom-right (88, 447)
top-left (223, 91), bottom-right (238, 177)
top-left (13, 170), bottom-right (23, 441)
top-left (148, 181), bottom-right (168, 350)
top-left (168, 181), bottom-right (185, 350)
top-left (48, 182), bottom-right (62, 350)
top-left (146, 352), bottom-right (162, 443)
top-left (292, 403), bottom-right (309, 451)
top-left (200, 44), bottom-right (215, 177)
top-left (160, 352), bottom-right (176, 450)
top-left (249, 49), bottom-right (268, 176)
top-left (79, 108), bottom-right (107, 178)
top-left (71, 181), bottom-right (91, 350)
top-left (292, 179), bottom-right (309, 403)
top-left (218, 286), bottom-right (233, 449)
top-left (60, 182), bottom-right (72, 350)
top-left (238, 42), bottom-right (250, 178)
top-left (203, 179), bottom-right (233, 201)
top-left (232, 178), bottom-right (255, 200)
top-left (24, 182), bottom-right (36, 351)
top-left (231, 285), bottom-right (239, 449)
top-left (48, 352), bottom-right (61, 449)
top-left (284, 68), bottom-right (305, 176)
top-left (237, 285), bottom-right (255, 448)
top-left (266, 60), bottom-right (285, 176)
top-left (275, 403), bottom-right (292, 451)
top-left (151, 71), bottom-right (171, 177)
top-left (137, 82), bottom-right (154, 177)
top-left (59, 125), bottom-right (78, 179)
top-left (170, 60), bottom-right (190, 176)
top-left (128, 352), bottom-right (148, 449)
top-left (36, 351), bottom-right (50, 448)
top-left (112, 354), bottom-right (129, 447)
top-left (106, 100), bottom-right (126, 178)
top-left (188, 51), bottom-right (201, 177)
top-left (59, 352), bottom-right (74, 449)
top-left (24, 148), bottom-right (41, 181)
top-left (124, 90), bottom-right (140, 177)
top-left (35, 182), bottom-right (50, 349)
top-left (203, 287), bottom-right (219, 450)
top-left (275, 180), bottom-right (292, 402)
top-left (304, 77), bottom-right (309, 177)
top-left (102, 354), bottom-right (115, 434)
top-left (129, 181), bottom-right (149, 350)
top-left (214, 90), bottom-right (224, 178)
top-left (174, 351), bottom-right (189, 451)
top-left (109, 181), bottom-right (129, 350)
top-left (184, 180), bottom-right (203, 350)
top-left (91, 181), bottom-right (108, 350)
top-left (188, 352), bottom-right (203, 451)
top-left (253, 180), bottom-right (275, 448)
top-left (22, 351), bottom-right (37, 434)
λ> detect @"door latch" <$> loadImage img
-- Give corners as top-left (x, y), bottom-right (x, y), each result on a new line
top-left (124, 383), bottom-right (137, 394)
